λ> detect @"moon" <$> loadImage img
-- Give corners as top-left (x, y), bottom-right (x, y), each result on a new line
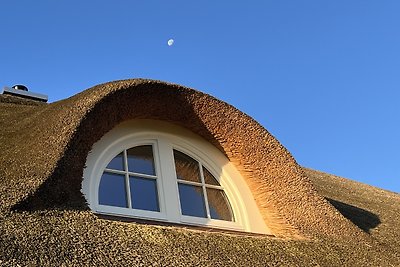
top-left (167, 39), bottom-right (174, 46)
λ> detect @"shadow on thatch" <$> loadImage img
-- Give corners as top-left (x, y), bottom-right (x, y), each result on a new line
top-left (327, 198), bottom-right (380, 233)
top-left (11, 83), bottom-right (229, 212)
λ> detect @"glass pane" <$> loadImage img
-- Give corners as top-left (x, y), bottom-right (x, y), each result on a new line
top-left (203, 167), bottom-right (220, 186)
top-left (130, 176), bottom-right (159, 212)
top-left (106, 152), bottom-right (124, 170)
top-left (178, 183), bottom-right (207, 218)
top-left (207, 188), bottom-right (234, 221)
top-left (99, 172), bottom-right (127, 208)
top-left (127, 145), bottom-right (155, 175)
top-left (173, 150), bottom-right (201, 183)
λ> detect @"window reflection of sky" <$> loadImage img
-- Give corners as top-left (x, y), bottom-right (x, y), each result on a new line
top-left (106, 153), bottom-right (124, 170)
top-left (99, 173), bottom-right (127, 208)
top-left (130, 176), bottom-right (159, 211)
top-left (178, 183), bottom-right (207, 218)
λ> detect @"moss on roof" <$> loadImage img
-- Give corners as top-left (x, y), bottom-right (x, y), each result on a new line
top-left (0, 79), bottom-right (399, 265)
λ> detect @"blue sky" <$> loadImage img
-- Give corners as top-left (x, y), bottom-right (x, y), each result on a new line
top-left (1, 1), bottom-right (399, 193)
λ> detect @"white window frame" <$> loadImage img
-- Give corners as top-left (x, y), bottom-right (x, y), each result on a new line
top-left (95, 139), bottom-right (167, 221)
top-left (171, 145), bottom-right (238, 229)
top-left (82, 119), bottom-right (270, 234)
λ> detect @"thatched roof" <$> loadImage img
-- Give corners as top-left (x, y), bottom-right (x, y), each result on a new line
top-left (0, 79), bottom-right (399, 266)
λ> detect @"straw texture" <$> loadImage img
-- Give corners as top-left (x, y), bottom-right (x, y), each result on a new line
top-left (0, 79), bottom-right (399, 266)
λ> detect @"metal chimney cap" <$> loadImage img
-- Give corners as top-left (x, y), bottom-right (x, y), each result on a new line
top-left (1, 85), bottom-right (48, 102)
top-left (12, 85), bottom-right (29, 91)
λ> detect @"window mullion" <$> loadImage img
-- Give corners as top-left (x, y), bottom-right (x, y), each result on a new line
top-left (104, 169), bottom-right (126, 175)
top-left (176, 180), bottom-right (203, 187)
top-left (204, 184), bottom-right (223, 190)
top-left (199, 163), bottom-right (211, 218)
top-left (123, 149), bottom-right (132, 209)
top-left (126, 171), bottom-right (157, 179)
top-left (158, 138), bottom-right (181, 221)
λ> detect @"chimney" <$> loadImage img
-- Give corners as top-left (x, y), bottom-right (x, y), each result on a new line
top-left (1, 85), bottom-right (48, 102)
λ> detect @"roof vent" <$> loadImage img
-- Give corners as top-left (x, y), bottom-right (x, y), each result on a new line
top-left (1, 85), bottom-right (48, 102)
top-left (12, 84), bottom-right (29, 91)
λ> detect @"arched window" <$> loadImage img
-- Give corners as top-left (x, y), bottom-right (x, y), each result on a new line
top-left (82, 120), bottom-right (270, 234)
top-left (97, 143), bottom-right (234, 223)
top-left (173, 149), bottom-right (234, 221)
top-left (98, 145), bottom-right (161, 212)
